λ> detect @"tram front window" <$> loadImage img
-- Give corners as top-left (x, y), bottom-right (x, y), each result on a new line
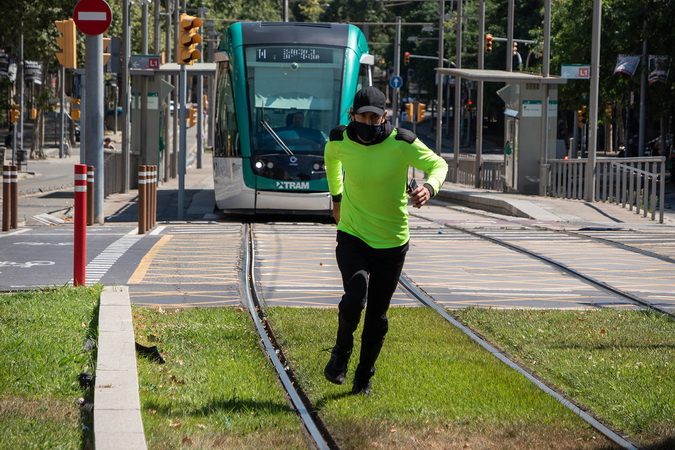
top-left (245, 46), bottom-right (344, 156)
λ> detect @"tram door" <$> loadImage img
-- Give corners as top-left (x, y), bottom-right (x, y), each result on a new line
top-left (504, 114), bottom-right (519, 191)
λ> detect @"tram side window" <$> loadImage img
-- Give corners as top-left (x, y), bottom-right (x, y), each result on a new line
top-left (214, 62), bottom-right (240, 157)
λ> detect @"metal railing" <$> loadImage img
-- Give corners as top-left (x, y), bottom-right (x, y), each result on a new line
top-left (446, 155), bottom-right (505, 191)
top-left (548, 157), bottom-right (666, 223)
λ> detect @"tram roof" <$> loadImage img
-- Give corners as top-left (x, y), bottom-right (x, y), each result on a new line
top-left (436, 68), bottom-right (567, 85)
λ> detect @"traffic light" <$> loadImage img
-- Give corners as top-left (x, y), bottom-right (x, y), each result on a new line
top-left (512, 41), bottom-right (518, 56)
top-left (577, 106), bottom-right (587, 128)
top-left (178, 14), bottom-right (203, 65)
top-left (55, 18), bottom-right (77, 69)
top-left (404, 52), bottom-right (410, 66)
top-left (9, 105), bottom-right (20, 123)
top-left (71, 98), bottom-right (81, 120)
top-left (485, 34), bottom-right (493, 53)
top-left (103, 37), bottom-right (111, 66)
top-left (188, 107), bottom-right (197, 127)
top-left (416, 103), bottom-right (426, 122)
top-left (405, 102), bottom-right (414, 122)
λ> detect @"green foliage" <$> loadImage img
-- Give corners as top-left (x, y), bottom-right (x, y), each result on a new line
top-left (457, 308), bottom-right (675, 445)
top-left (0, 286), bottom-right (100, 449)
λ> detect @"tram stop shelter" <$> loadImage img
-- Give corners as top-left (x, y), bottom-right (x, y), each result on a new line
top-left (436, 68), bottom-right (566, 195)
top-left (129, 62), bottom-right (216, 187)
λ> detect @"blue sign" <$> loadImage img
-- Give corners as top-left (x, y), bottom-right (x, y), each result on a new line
top-left (389, 76), bottom-right (403, 89)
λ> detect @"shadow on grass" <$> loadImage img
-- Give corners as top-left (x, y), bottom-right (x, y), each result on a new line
top-left (143, 396), bottom-right (295, 417)
top-left (313, 390), bottom-right (355, 410)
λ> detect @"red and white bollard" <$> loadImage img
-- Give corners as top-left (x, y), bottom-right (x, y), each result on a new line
top-left (74, 164), bottom-right (87, 286)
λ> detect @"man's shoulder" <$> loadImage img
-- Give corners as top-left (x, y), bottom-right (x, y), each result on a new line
top-left (394, 128), bottom-right (417, 144)
top-left (329, 125), bottom-right (347, 141)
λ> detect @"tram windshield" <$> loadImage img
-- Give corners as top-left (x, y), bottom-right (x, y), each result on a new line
top-left (245, 45), bottom-right (344, 155)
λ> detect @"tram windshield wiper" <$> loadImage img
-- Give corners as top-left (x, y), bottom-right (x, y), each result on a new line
top-left (260, 120), bottom-right (294, 156)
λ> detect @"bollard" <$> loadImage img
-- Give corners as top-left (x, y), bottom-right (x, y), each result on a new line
top-left (87, 166), bottom-right (94, 226)
top-left (10, 165), bottom-right (17, 229)
top-left (150, 165), bottom-right (157, 229)
top-left (138, 165), bottom-right (147, 234)
top-left (2, 165), bottom-right (10, 232)
top-left (74, 164), bottom-right (87, 286)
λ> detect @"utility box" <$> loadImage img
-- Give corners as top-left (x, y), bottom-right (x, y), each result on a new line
top-left (498, 82), bottom-right (559, 195)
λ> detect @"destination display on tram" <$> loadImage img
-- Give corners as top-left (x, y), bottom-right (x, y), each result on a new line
top-left (255, 47), bottom-right (333, 63)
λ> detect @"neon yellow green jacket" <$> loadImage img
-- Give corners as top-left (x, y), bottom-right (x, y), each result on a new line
top-left (324, 124), bottom-right (448, 248)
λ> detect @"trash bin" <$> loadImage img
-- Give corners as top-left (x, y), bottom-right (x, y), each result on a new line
top-left (16, 149), bottom-right (26, 165)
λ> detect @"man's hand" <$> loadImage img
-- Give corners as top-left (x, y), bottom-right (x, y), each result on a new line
top-left (408, 185), bottom-right (431, 208)
top-left (332, 202), bottom-right (341, 224)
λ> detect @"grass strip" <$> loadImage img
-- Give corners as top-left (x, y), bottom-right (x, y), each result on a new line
top-left (455, 308), bottom-right (675, 448)
top-left (133, 306), bottom-right (306, 449)
top-left (0, 286), bottom-right (100, 449)
top-left (267, 306), bottom-right (614, 449)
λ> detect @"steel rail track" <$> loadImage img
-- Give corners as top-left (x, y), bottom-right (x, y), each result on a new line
top-left (440, 202), bottom-right (675, 265)
top-left (397, 274), bottom-right (641, 449)
top-left (241, 223), bottom-right (336, 450)
top-left (411, 211), bottom-right (675, 320)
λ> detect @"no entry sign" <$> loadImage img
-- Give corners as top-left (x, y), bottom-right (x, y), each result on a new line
top-left (74, 0), bottom-right (112, 36)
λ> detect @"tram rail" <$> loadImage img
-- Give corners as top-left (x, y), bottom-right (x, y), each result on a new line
top-left (245, 217), bottom-right (665, 448)
top-left (241, 223), bottom-right (336, 450)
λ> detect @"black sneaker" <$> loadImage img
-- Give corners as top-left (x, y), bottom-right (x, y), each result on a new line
top-left (324, 348), bottom-right (351, 385)
top-left (351, 379), bottom-right (372, 396)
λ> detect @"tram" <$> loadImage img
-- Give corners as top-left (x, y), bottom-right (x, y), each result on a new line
top-left (213, 22), bottom-right (373, 215)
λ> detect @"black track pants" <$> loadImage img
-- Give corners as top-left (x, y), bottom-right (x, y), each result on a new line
top-left (334, 231), bottom-right (408, 382)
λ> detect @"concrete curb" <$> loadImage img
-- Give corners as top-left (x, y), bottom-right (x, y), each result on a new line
top-left (95, 286), bottom-right (146, 450)
top-left (435, 189), bottom-right (561, 220)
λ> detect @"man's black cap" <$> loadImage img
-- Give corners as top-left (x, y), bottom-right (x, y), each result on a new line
top-left (353, 86), bottom-right (386, 116)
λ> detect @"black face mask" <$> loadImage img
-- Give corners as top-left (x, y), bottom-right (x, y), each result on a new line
top-left (352, 121), bottom-right (383, 143)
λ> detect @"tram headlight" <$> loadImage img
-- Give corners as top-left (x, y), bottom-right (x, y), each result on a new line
top-left (266, 161), bottom-right (274, 169)
top-left (255, 160), bottom-right (264, 170)
top-left (312, 160), bottom-right (325, 172)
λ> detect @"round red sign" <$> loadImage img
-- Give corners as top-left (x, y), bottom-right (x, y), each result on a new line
top-left (74, 0), bottom-right (112, 36)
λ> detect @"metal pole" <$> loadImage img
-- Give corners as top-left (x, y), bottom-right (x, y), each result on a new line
top-left (435, 2), bottom-right (444, 156)
top-left (392, 17), bottom-right (401, 128)
top-left (154, 0), bottom-right (161, 54)
top-left (506, 0), bottom-right (514, 72)
top-left (453, 0), bottom-right (463, 179)
top-left (60, 65), bottom-right (65, 158)
top-left (542, 0), bottom-right (551, 78)
top-left (197, 75), bottom-right (203, 168)
top-left (638, 31), bottom-right (647, 157)
top-left (538, 0), bottom-right (552, 196)
top-left (17, 34), bottom-right (24, 165)
top-left (586, 0), bottom-right (602, 201)
top-left (475, 0), bottom-right (484, 187)
top-left (164, 0), bottom-right (172, 182)
top-left (122, 0), bottom-right (131, 192)
top-left (85, 34), bottom-right (105, 224)
top-left (178, 64), bottom-right (186, 220)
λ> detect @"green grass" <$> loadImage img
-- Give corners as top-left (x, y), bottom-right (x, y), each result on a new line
top-left (133, 306), bottom-right (306, 449)
top-left (0, 286), bottom-right (100, 449)
top-left (266, 307), bottom-right (614, 449)
top-left (455, 308), bottom-right (675, 448)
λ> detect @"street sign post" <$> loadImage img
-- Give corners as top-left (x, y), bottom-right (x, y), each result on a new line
top-left (74, 0), bottom-right (112, 36)
top-left (74, 0), bottom-right (112, 224)
top-left (389, 76), bottom-right (403, 89)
